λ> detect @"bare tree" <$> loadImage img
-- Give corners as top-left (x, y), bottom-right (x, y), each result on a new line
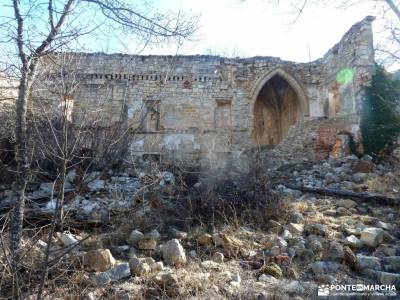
top-left (0, 0), bottom-right (197, 297)
top-left (29, 53), bottom-right (136, 299)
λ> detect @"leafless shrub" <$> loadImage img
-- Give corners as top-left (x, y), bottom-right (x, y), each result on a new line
top-left (120, 154), bottom-right (291, 234)
top-left (183, 171), bottom-right (290, 230)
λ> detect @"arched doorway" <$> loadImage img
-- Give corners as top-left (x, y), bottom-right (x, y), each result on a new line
top-left (252, 73), bottom-right (304, 147)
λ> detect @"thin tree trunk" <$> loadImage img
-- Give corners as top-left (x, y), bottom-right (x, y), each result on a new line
top-left (10, 75), bottom-right (28, 251)
top-left (10, 70), bottom-right (29, 299)
top-left (36, 96), bottom-right (69, 300)
top-left (10, 59), bottom-right (38, 299)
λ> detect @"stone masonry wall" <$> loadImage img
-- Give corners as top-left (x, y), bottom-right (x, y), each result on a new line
top-left (0, 73), bottom-right (18, 140)
top-left (31, 16), bottom-right (375, 166)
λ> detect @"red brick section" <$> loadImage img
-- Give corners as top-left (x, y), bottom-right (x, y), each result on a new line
top-left (315, 125), bottom-right (337, 160)
top-left (314, 122), bottom-right (364, 160)
top-left (352, 160), bottom-right (374, 173)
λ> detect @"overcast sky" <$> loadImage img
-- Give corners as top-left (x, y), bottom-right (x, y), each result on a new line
top-left (137, 0), bottom-right (383, 63)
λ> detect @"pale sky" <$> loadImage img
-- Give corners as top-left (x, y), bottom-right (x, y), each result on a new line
top-left (137, 0), bottom-right (386, 63)
top-left (0, 0), bottom-right (396, 70)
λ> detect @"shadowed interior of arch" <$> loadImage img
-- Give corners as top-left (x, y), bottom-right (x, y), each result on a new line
top-left (253, 74), bottom-right (301, 147)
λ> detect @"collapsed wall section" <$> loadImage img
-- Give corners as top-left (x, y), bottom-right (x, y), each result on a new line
top-left (315, 15), bottom-right (375, 158)
top-left (321, 16), bottom-right (375, 118)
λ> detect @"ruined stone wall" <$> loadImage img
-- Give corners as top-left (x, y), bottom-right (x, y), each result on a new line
top-left (320, 16), bottom-right (375, 117)
top-left (32, 16), bottom-right (375, 166)
top-left (0, 73), bottom-right (18, 140)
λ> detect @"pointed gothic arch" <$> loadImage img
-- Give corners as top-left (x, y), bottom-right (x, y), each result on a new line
top-left (250, 68), bottom-right (309, 147)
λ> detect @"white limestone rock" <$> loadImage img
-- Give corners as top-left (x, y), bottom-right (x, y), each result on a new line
top-left (360, 227), bottom-right (384, 248)
top-left (161, 239), bottom-right (186, 266)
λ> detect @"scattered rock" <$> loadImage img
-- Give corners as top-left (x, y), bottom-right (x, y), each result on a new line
top-left (336, 207), bottom-right (350, 216)
top-left (352, 160), bottom-right (373, 173)
top-left (213, 252), bottom-right (224, 263)
top-left (282, 229), bottom-right (292, 240)
top-left (288, 223), bottom-right (304, 234)
top-left (127, 230), bottom-right (144, 245)
top-left (168, 227), bottom-right (187, 239)
top-left (154, 271), bottom-right (181, 297)
top-left (351, 173), bottom-right (365, 183)
top-left (197, 233), bottom-right (213, 246)
top-left (377, 271), bottom-right (400, 286)
top-left (91, 272), bottom-right (111, 286)
top-left (86, 291), bottom-right (96, 300)
top-left (304, 224), bottom-right (327, 236)
top-left (129, 258), bottom-right (152, 276)
top-left (356, 254), bottom-right (381, 272)
top-left (325, 173), bottom-right (338, 184)
top-left (189, 250), bottom-right (198, 259)
top-left (107, 263), bottom-right (131, 281)
top-left (383, 256), bottom-right (400, 273)
top-left (344, 235), bottom-right (363, 248)
top-left (133, 262), bottom-right (151, 276)
top-left (159, 171), bottom-right (175, 186)
top-left (258, 274), bottom-right (280, 283)
top-left (128, 247), bottom-right (137, 258)
top-left (287, 266), bottom-right (300, 279)
top-left (201, 260), bottom-right (223, 271)
top-left (295, 248), bottom-right (315, 263)
top-left (328, 241), bottom-right (344, 260)
top-left (84, 249), bottom-right (116, 272)
top-left (268, 220), bottom-right (283, 233)
top-left (90, 262), bottom-right (130, 286)
top-left (40, 182), bottom-right (55, 195)
top-left (336, 199), bottom-right (357, 209)
top-left (219, 234), bottom-right (245, 256)
top-left (231, 272), bottom-right (241, 284)
top-left (290, 212), bottom-right (304, 223)
top-left (56, 232), bottom-right (79, 247)
top-left (360, 227), bottom-right (384, 248)
top-left (151, 261), bottom-right (164, 272)
top-left (147, 229), bottom-right (161, 240)
top-left (284, 280), bottom-right (305, 294)
top-left (324, 209), bottom-right (337, 216)
top-left (376, 221), bottom-right (392, 230)
top-left (308, 240), bottom-right (323, 253)
top-left (212, 233), bottom-right (223, 246)
top-left (258, 263), bottom-right (283, 278)
top-left (162, 239), bottom-right (186, 266)
top-left (276, 236), bottom-right (288, 250)
top-left (311, 261), bottom-right (341, 275)
top-left (343, 246), bottom-right (357, 270)
top-left (137, 237), bottom-right (157, 250)
top-left (270, 246), bottom-right (280, 256)
top-left (87, 179), bottom-right (105, 192)
top-left (66, 169), bottom-right (77, 183)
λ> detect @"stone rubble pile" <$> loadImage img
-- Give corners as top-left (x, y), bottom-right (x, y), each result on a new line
top-left (275, 154), bottom-right (395, 195)
top-left (0, 170), bottom-right (176, 225)
top-left (23, 190), bottom-right (399, 298)
top-left (4, 154), bottom-right (400, 299)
